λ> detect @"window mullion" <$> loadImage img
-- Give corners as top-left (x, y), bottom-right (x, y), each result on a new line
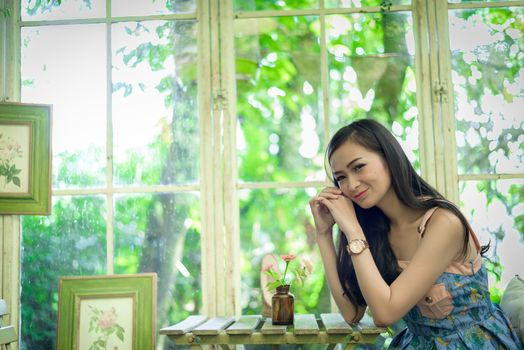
top-left (435, 0), bottom-right (459, 203)
top-left (219, 0), bottom-right (241, 316)
top-left (413, 0), bottom-right (438, 188)
top-left (1, 1), bottom-right (21, 346)
top-left (420, 0), bottom-right (452, 198)
top-left (105, 0), bottom-right (114, 275)
top-left (199, 0), bottom-right (219, 317)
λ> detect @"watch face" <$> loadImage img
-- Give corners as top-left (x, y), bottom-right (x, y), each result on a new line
top-left (349, 240), bottom-right (364, 253)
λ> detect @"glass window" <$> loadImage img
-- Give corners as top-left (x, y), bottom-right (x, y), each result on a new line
top-left (112, 20), bottom-right (199, 186)
top-left (21, 0), bottom-right (105, 21)
top-left (239, 187), bottom-right (329, 314)
top-left (21, 196), bottom-right (107, 350)
top-left (14, 1), bottom-right (524, 349)
top-left (326, 0), bottom-right (411, 9)
top-left (21, 24), bottom-right (107, 189)
top-left (234, 0), bottom-right (319, 12)
top-left (449, 7), bottom-right (523, 175)
top-left (112, 0), bottom-right (196, 16)
top-left (19, 3), bottom-right (200, 349)
top-left (459, 180), bottom-right (524, 299)
top-left (235, 16), bottom-right (324, 183)
top-left (451, 6), bottom-right (523, 295)
top-left (326, 11), bottom-right (419, 168)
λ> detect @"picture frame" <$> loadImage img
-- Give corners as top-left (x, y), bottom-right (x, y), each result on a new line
top-left (57, 273), bottom-right (157, 350)
top-left (0, 102), bottom-right (52, 215)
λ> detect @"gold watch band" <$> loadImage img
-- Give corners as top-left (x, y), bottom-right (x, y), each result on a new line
top-left (346, 239), bottom-right (369, 255)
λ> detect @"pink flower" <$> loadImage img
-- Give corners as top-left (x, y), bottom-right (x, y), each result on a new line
top-left (98, 307), bottom-right (118, 329)
top-left (280, 254), bottom-right (296, 262)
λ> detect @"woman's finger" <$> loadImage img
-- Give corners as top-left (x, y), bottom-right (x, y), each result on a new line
top-left (316, 192), bottom-right (340, 200)
top-left (319, 187), bottom-right (342, 195)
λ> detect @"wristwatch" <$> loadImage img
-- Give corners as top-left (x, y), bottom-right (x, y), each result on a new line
top-left (346, 239), bottom-right (369, 255)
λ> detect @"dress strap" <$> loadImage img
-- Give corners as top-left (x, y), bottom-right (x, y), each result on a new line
top-left (417, 207), bottom-right (439, 236)
top-left (417, 206), bottom-right (482, 254)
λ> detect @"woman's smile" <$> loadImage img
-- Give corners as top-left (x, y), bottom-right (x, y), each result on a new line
top-left (353, 189), bottom-right (368, 201)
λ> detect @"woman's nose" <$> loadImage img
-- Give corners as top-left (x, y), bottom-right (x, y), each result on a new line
top-left (346, 176), bottom-right (359, 192)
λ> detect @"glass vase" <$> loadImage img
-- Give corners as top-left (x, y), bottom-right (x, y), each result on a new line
top-left (271, 284), bottom-right (294, 325)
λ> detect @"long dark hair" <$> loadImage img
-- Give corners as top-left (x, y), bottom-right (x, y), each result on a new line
top-left (327, 119), bottom-right (488, 307)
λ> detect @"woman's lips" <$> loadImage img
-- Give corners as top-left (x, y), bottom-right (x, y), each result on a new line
top-left (353, 189), bottom-right (368, 200)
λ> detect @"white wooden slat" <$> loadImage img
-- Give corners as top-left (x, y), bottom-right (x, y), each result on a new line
top-left (293, 314), bottom-right (319, 335)
top-left (320, 313), bottom-right (352, 334)
top-left (192, 316), bottom-right (236, 335)
top-left (0, 325), bottom-right (17, 345)
top-left (226, 315), bottom-right (262, 334)
top-left (260, 318), bottom-right (287, 335)
top-left (159, 315), bottom-right (208, 335)
top-left (354, 320), bottom-right (386, 335)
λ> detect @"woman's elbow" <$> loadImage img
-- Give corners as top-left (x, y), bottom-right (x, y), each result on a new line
top-left (372, 313), bottom-right (399, 327)
top-left (372, 316), bottom-right (390, 327)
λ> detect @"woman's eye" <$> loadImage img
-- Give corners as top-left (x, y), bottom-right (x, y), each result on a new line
top-left (354, 164), bottom-right (365, 172)
top-left (335, 176), bottom-right (346, 182)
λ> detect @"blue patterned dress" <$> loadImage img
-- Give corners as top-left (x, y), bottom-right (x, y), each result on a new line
top-left (388, 208), bottom-right (522, 350)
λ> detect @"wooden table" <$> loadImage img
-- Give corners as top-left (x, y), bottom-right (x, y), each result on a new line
top-left (160, 313), bottom-right (386, 349)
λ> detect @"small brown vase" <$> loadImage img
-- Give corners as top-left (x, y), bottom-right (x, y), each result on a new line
top-left (271, 284), bottom-right (294, 325)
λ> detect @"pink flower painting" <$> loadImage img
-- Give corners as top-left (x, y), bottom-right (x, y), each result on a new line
top-left (88, 305), bottom-right (125, 350)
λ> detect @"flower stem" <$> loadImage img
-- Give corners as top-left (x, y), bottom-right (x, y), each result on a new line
top-left (282, 261), bottom-right (289, 285)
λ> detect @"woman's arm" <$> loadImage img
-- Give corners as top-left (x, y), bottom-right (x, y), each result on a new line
top-left (316, 231), bottom-right (366, 324)
top-left (309, 188), bottom-right (366, 323)
top-left (316, 196), bottom-right (464, 326)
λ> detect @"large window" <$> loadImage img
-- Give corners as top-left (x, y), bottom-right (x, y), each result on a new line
top-left (19, 1), bottom-right (201, 349)
top-left (232, 3), bottom-right (420, 315)
top-left (2, 0), bottom-right (521, 349)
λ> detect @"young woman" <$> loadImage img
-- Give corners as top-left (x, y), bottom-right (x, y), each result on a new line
top-left (309, 119), bottom-right (521, 349)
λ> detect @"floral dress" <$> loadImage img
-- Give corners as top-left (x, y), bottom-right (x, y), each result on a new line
top-left (389, 208), bottom-right (522, 350)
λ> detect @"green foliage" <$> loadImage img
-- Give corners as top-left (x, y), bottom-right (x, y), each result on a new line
top-left (21, 196), bottom-right (107, 349)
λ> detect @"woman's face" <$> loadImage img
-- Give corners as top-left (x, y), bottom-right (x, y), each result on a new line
top-left (330, 139), bottom-right (392, 209)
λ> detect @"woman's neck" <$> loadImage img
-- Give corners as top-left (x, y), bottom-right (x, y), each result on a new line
top-left (377, 190), bottom-right (425, 228)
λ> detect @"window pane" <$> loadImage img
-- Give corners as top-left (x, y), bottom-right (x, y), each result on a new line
top-left (114, 192), bottom-right (202, 329)
top-left (21, 24), bottom-right (107, 189)
top-left (326, 0), bottom-right (410, 8)
top-left (450, 8), bottom-right (524, 175)
top-left (327, 12), bottom-right (419, 169)
top-left (240, 188), bottom-right (331, 315)
top-left (112, 0), bottom-right (196, 16)
top-left (459, 180), bottom-right (523, 297)
top-left (235, 16), bottom-right (325, 182)
top-left (21, 196), bottom-right (107, 350)
top-left (234, 0), bottom-right (318, 11)
top-left (21, 0), bottom-right (105, 21)
top-left (112, 20), bottom-right (199, 186)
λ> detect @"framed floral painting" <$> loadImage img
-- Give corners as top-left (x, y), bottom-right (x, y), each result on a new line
top-left (0, 102), bottom-right (52, 215)
top-left (57, 273), bottom-right (157, 350)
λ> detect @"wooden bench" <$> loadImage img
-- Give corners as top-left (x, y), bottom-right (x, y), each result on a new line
top-left (160, 313), bottom-right (385, 350)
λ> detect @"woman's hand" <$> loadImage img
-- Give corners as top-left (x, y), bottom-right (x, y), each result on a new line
top-left (312, 190), bottom-right (361, 238)
top-left (309, 187), bottom-right (341, 239)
